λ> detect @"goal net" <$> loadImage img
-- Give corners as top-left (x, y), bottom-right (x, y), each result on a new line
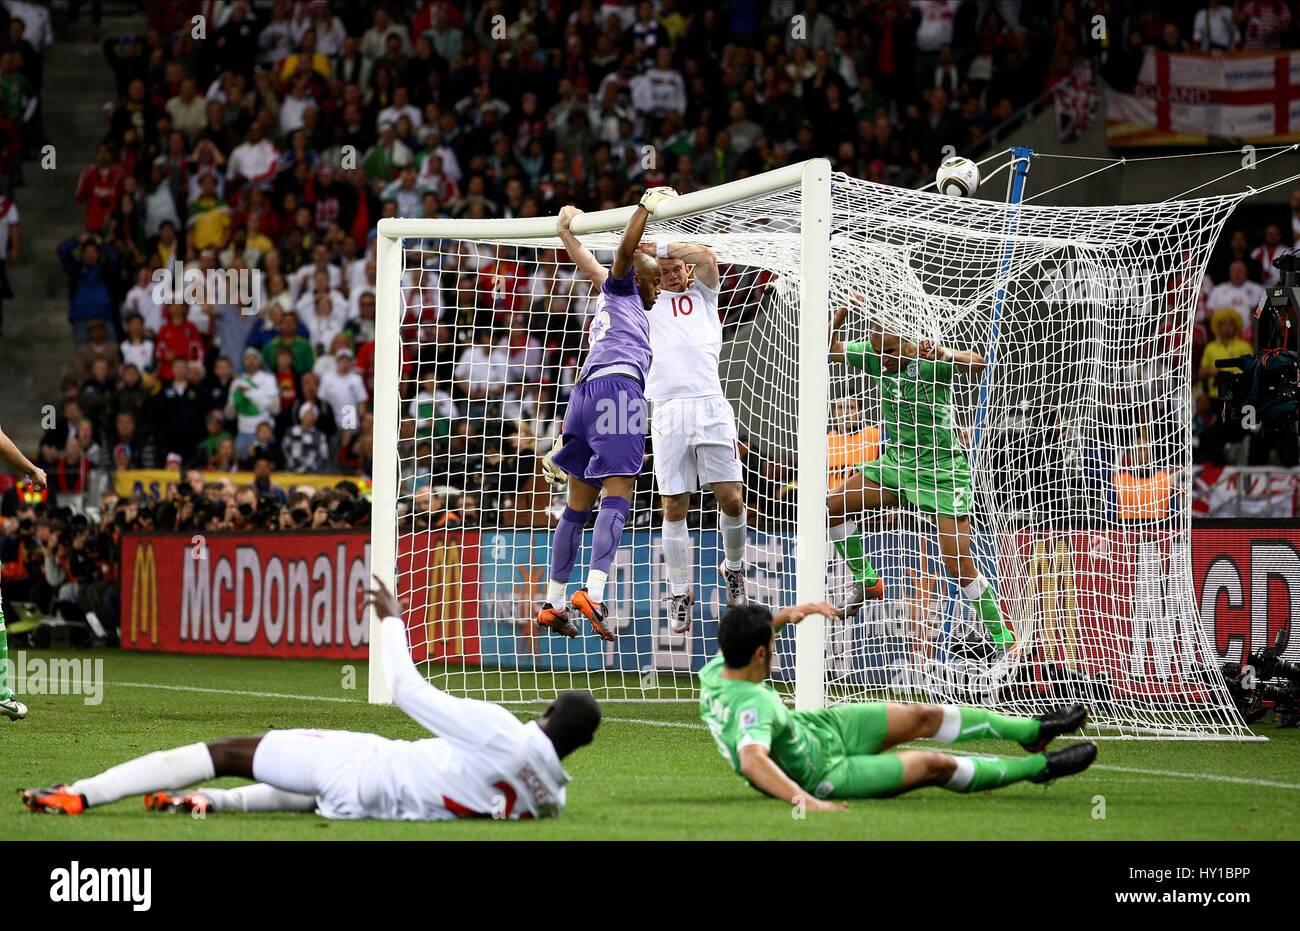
top-left (370, 157), bottom-right (1255, 739)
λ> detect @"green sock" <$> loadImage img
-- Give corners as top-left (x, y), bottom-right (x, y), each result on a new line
top-left (939, 706), bottom-right (1040, 745)
top-left (946, 754), bottom-right (1047, 792)
top-left (0, 611), bottom-right (10, 701)
top-left (833, 535), bottom-right (879, 587)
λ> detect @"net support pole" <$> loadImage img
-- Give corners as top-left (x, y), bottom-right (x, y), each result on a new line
top-left (794, 158), bottom-right (833, 711)
top-left (946, 147), bottom-right (1032, 665)
top-left (368, 230), bottom-right (404, 704)
top-left (972, 146), bottom-right (1033, 453)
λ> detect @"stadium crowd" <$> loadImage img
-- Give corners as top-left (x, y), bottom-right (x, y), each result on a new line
top-left (4, 0), bottom-right (1300, 634)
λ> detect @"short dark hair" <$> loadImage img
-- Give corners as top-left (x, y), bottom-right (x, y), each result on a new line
top-left (718, 604), bottom-right (775, 668)
top-left (540, 690), bottom-right (601, 758)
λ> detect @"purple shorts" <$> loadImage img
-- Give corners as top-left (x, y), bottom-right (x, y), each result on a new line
top-left (552, 374), bottom-right (647, 484)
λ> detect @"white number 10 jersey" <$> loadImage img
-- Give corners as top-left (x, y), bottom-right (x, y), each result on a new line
top-left (646, 280), bottom-right (723, 401)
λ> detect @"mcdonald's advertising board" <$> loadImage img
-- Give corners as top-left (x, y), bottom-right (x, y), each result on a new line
top-left (121, 531), bottom-right (374, 659)
top-left (119, 524), bottom-right (1299, 670)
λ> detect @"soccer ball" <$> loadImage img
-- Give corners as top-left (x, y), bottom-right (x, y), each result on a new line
top-left (936, 156), bottom-right (980, 198)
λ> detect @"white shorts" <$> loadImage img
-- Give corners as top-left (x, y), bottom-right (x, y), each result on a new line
top-left (650, 395), bottom-right (743, 496)
top-left (253, 728), bottom-right (391, 820)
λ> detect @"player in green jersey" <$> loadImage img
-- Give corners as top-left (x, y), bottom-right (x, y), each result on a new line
top-left (0, 421), bottom-right (46, 720)
top-left (827, 305), bottom-right (1014, 649)
top-left (698, 603), bottom-right (1095, 809)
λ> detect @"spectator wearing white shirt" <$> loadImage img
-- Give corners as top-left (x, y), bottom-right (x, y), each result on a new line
top-left (279, 72), bottom-right (317, 137)
top-left (300, 286), bottom-right (349, 355)
top-left (226, 348), bottom-right (281, 459)
top-left (227, 122), bottom-right (280, 190)
top-left (377, 86), bottom-right (423, 133)
top-left (165, 78), bottom-right (208, 142)
top-left (292, 244), bottom-right (343, 298)
top-left (454, 329), bottom-right (512, 402)
top-left (914, 0), bottom-right (958, 52)
top-left (361, 7), bottom-right (411, 61)
top-left (120, 313), bottom-right (156, 374)
top-left (382, 165), bottom-right (433, 218)
top-left (497, 314), bottom-right (545, 385)
top-left (258, 1), bottom-right (296, 69)
top-left (123, 267), bottom-right (164, 336)
top-left (1193, 1), bottom-right (1240, 50)
top-left (319, 348), bottom-right (369, 428)
top-left (4, 0), bottom-right (51, 53)
top-left (632, 47), bottom-right (687, 119)
top-left (295, 4), bottom-right (346, 57)
top-left (1207, 261), bottom-right (1265, 339)
top-left (417, 126), bottom-right (463, 183)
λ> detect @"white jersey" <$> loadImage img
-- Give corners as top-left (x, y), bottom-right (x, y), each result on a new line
top-left (645, 280), bottom-right (723, 401)
top-left (296, 618), bottom-right (570, 821)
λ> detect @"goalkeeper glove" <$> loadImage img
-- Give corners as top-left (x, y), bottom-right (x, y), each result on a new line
top-left (639, 186), bottom-right (679, 215)
top-left (541, 438), bottom-right (567, 488)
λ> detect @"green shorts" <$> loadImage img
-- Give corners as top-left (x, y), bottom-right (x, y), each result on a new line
top-left (801, 704), bottom-right (905, 800)
top-left (858, 446), bottom-right (972, 517)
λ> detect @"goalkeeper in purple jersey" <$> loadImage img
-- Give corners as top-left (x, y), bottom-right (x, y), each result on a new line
top-left (535, 187), bottom-right (679, 642)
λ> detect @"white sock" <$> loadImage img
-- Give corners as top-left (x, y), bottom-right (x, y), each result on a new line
top-left (720, 509), bottom-right (747, 570)
top-left (71, 743), bottom-right (215, 807)
top-left (930, 706), bottom-right (962, 743)
top-left (943, 756), bottom-right (975, 792)
top-left (586, 570), bottom-right (608, 604)
top-left (662, 519), bottom-right (691, 596)
top-left (961, 575), bottom-right (989, 603)
top-left (828, 519), bottom-right (857, 543)
top-left (546, 580), bottom-right (567, 607)
top-left (202, 784), bottom-right (318, 813)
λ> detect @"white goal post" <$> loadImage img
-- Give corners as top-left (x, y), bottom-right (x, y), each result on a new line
top-left (368, 155), bottom-right (1257, 740)
top-left (369, 159), bottom-right (835, 706)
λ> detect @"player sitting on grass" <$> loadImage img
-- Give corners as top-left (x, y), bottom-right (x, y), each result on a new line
top-left (22, 579), bottom-right (599, 820)
top-left (827, 302), bottom-right (1014, 649)
top-left (0, 421), bottom-right (47, 721)
top-left (699, 603), bottom-right (1095, 810)
top-left (555, 203), bottom-right (749, 634)
top-left (535, 186), bottom-right (677, 641)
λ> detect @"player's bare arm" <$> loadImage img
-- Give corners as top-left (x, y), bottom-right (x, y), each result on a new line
top-left (639, 240), bottom-right (720, 290)
top-left (0, 424), bottom-right (45, 489)
top-left (612, 200), bottom-right (653, 278)
top-left (556, 205), bottom-right (608, 287)
top-left (772, 600), bottom-right (841, 631)
top-left (738, 743), bottom-right (847, 811)
top-left (828, 306), bottom-right (851, 363)
top-left (918, 339), bottom-right (985, 375)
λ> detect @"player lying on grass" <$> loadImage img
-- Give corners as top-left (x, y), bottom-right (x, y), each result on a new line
top-left (0, 421), bottom-right (47, 722)
top-left (554, 203), bottom-right (750, 634)
top-left (827, 302), bottom-right (1014, 649)
top-left (700, 603), bottom-right (1095, 810)
top-left (22, 578), bottom-right (600, 820)
top-left (535, 186), bottom-right (677, 641)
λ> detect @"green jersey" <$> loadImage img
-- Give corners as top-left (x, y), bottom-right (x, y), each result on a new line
top-left (697, 655), bottom-right (842, 790)
top-left (845, 340), bottom-right (960, 459)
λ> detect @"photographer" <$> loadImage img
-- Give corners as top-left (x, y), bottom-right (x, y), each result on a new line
top-left (1215, 249), bottom-right (1300, 467)
top-left (278, 491), bottom-right (314, 531)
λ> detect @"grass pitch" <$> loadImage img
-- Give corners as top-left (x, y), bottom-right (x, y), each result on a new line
top-left (1, 649), bottom-right (1296, 840)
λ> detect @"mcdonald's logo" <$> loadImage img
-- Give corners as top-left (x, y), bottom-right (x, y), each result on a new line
top-left (130, 541), bottom-right (159, 645)
top-left (426, 539), bottom-right (464, 656)
top-left (1025, 537), bottom-right (1079, 666)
